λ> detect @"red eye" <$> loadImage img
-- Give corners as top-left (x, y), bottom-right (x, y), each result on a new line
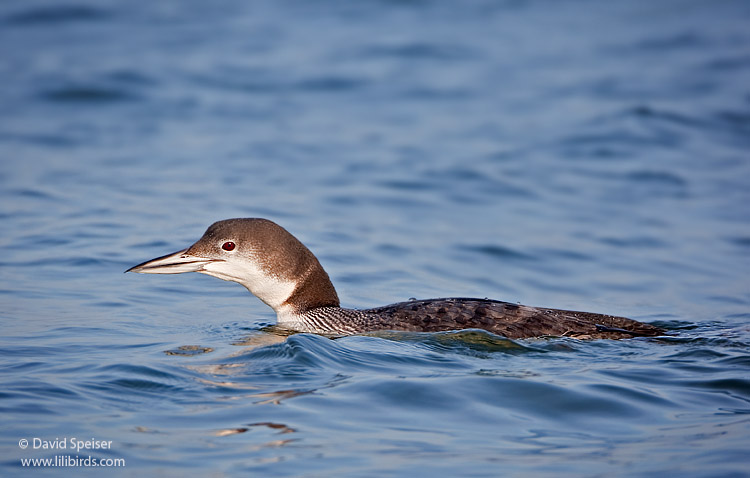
top-left (222, 241), bottom-right (235, 251)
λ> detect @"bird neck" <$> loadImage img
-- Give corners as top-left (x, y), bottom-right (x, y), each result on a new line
top-left (276, 306), bottom-right (372, 335)
top-left (280, 262), bottom-right (340, 313)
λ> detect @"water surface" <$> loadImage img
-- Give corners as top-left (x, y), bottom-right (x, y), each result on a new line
top-left (1, 0), bottom-right (749, 476)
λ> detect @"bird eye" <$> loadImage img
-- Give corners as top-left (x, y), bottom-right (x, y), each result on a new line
top-left (222, 241), bottom-right (236, 251)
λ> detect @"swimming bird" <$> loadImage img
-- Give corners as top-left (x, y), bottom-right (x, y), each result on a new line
top-left (127, 218), bottom-right (663, 339)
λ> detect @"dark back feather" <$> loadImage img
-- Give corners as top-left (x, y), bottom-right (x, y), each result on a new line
top-left (362, 298), bottom-right (663, 339)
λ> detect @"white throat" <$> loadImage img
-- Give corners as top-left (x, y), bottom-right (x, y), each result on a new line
top-left (199, 260), bottom-right (296, 314)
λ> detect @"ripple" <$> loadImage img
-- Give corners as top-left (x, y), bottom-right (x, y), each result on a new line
top-left (459, 243), bottom-right (537, 262)
top-left (587, 383), bottom-right (676, 408)
top-left (703, 54), bottom-right (750, 72)
top-left (295, 76), bottom-right (369, 92)
top-left (8, 187), bottom-right (59, 201)
top-left (633, 32), bottom-right (705, 52)
top-left (625, 170), bottom-right (687, 187)
top-left (597, 235), bottom-right (668, 248)
top-left (94, 364), bottom-right (180, 380)
top-left (222, 333), bottom-right (480, 380)
top-left (0, 132), bottom-right (79, 147)
top-left (354, 377), bottom-right (463, 412)
top-left (39, 86), bottom-right (138, 103)
top-left (99, 378), bottom-right (181, 394)
top-left (5, 5), bottom-right (111, 25)
top-left (80, 363), bottom-right (191, 398)
top-left (471, 376), bottom-right (650, 423)
top-left (360, 42), bottom-right (479, 61)
top-left (684, 378), bottom-right (750, 396)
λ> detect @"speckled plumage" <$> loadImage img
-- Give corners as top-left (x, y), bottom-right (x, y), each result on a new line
top-left (128, 218), bottom-right (665, 340)
top-left (291, 298), bottom-right (663, 339)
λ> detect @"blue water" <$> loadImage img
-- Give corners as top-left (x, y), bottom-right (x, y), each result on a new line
top-left (2, 0), bottom-right (750, 476)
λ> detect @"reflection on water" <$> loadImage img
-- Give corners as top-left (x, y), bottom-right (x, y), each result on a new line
top-left (215, 422), bottom-right (296, 438)
top-left (164, 345), bottom-right (214, 356)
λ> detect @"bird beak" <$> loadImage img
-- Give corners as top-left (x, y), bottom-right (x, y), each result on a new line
top-left (126, 249), bottom-right (222, 274)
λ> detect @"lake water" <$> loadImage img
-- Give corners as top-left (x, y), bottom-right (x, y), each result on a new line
top-left (1, 0), bottom-right (749, 476)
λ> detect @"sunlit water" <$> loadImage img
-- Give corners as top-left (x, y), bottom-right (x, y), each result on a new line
top-left (1, 0), bottom-right (749, 476)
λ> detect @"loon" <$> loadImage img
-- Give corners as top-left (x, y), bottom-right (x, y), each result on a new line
top-left (127, 218), bottom-right (663, 339)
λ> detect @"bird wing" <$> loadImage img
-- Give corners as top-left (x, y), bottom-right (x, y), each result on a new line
top-left (363, 298), bottom-right (664, 339)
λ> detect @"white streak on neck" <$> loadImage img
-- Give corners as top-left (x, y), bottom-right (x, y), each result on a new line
top-left (275, 306), bottom-right (311, 331)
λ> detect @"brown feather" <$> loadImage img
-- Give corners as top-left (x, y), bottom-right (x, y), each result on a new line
top-left (357, 298), bottom-right (663, 339)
